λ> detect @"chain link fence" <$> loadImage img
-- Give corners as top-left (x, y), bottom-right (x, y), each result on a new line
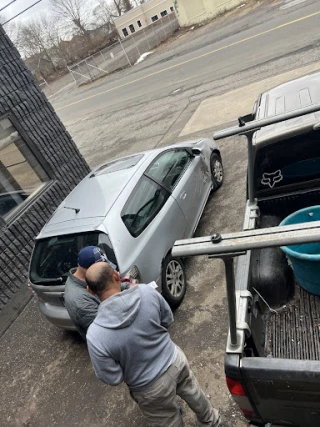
top-left (67, 12), bottom-right (179, 86)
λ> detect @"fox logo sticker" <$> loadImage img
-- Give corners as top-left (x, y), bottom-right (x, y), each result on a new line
top-left (261, 170), bottom-right (283, 188)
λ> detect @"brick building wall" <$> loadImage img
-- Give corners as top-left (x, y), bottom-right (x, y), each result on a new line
top-left (0, 27), bottom-right (90, 336)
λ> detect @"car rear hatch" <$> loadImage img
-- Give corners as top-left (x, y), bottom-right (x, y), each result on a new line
top-left (29, 230), bottom-right (118, 305)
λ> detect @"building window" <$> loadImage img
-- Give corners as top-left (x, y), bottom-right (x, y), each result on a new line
top-left (151, 15), bottom-right (158, 22)
top-left (122, 28), bottom-right (128, 37)
top-left (137, 20), bottom-right (142, 28)
top-left (129, 24), bottom-right (135, 33)
top-left (160, 10), bottom-right (168, 17)
top-left (0, 117), bottom-right (50, 219)
top-left (170, 6), bottom-right (174, 12)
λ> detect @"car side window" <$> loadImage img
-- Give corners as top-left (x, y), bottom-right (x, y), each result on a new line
top-left (121, 176), bottom-right (170, 237)
top-left (146, 150), bottom-right (192, 191)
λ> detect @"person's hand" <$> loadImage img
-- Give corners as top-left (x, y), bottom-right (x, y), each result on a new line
top-left (129, 279), bottom-right (138, 289)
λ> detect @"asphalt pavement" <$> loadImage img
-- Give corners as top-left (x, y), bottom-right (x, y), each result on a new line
top-left (1, 0), bottom-right (320, 426)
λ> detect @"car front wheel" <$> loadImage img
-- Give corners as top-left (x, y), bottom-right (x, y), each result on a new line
top-left (161, 255), bottom-right (186, 308)
top-left (210, 152), bottom-right (223, 190)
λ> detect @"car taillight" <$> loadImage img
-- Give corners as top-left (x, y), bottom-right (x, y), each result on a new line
top-left (126, 265), bottom-right (142, 283)
top-left (226, 377), bottom-right (255, 419)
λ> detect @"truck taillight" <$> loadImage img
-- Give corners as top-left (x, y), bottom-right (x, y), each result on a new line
top-left (226, 377), bottom-right (255, 419)
top-left (226, 377), bottom-right (246, 396)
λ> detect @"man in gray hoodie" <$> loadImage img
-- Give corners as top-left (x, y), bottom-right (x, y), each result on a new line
top-left (86, 262), bottom-right (220, 427)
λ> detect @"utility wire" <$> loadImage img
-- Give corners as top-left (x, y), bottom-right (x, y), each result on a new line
top-left (2, 0), bottom-right (43, 25)
top-left (0, 0), bottom-right (17, 13)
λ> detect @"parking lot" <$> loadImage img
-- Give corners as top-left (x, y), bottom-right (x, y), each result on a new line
top-left (1, 0), bottom-right (320, 426)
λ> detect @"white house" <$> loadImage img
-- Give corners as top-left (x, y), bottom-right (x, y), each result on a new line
top-left (174, 0), bottom-right (244, 27)
top-left (114, 0), bottom-right (175, 39)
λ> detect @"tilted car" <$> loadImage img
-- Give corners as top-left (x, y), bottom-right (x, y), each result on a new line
top-left (29, 139), bottom-right (223, 330)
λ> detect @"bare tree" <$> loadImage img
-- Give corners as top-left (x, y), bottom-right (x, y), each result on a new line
top-left (110, 0), bottom-right (123, 17)
top-left (131, 0), bottom-right (145, 5)
top-left (121, 0), bottom-right (133, 13)
top-left (16, 14), bottom-right (60, 71)
top-left (93, 0), bottom-right (115, 30)
top-left (105, 0), bottom-right (134, 18)
top-left (50, 0), bottom-right (92, 39)
top-left (0, 13), bottom-right (19, 45)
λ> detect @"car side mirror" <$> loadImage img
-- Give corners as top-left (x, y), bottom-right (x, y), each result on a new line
top-left (191, 148), bottom-right (201, 156)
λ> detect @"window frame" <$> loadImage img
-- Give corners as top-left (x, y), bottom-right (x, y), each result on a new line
top-left (129, 24), bottom-right (135, 34)
top-left (254, 131), bottom-right (320, 198)
top-left (137, 20), bottom-right (142, 28)
top-left (122, 28), bottom-right (129, 37)
top-left (121, 148), bottom-right (193, 237)
top-left (160, 10), bottom-right (168, 17)
top-left (30, 231), bottom-right (116, 285)
top-left (151, 15), bottom-right (159, 22)
top-left (0, 113), bottom-right (53, 224)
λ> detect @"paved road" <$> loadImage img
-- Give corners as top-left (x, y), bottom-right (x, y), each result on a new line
top-left (53, 0), bottom-right (320, 123)
top-left (1, 1), bottom-right (320, 426)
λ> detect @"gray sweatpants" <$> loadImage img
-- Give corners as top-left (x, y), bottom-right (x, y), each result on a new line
top-left (131, 347), bottom-right (220, 427)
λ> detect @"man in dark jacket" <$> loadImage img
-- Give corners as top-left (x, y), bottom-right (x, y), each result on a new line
top-left (86, 262), bottom-right (220, 427)
top-left (64, 246), bottom-right (128, 340)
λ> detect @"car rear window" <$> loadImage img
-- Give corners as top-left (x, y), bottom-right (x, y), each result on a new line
top-left (29, 232), bottom-right (117, 285)
top-left (254, 130), bottom-right (320, 196)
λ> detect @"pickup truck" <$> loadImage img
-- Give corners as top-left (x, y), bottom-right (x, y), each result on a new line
top-left (173, 73), bottom-right (320, 426)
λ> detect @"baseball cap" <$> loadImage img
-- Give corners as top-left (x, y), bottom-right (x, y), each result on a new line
top-left (78, 246), bottom-right (116, 269)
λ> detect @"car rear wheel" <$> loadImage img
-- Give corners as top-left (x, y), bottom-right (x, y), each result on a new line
top-left (162, 255), bottom-right (186, 308)
top-left (210, 152), bottom-right (223, 190)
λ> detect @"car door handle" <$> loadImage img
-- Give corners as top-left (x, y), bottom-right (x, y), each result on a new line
top-left (180, 191), bottom-right (187, 200)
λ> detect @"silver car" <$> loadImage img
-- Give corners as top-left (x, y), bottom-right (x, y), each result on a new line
top-left (29, 139), bottom-right (223, 330)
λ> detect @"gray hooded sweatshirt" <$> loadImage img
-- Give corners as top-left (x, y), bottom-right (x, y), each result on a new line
top-left (86, 284), bottom-right (176, 391)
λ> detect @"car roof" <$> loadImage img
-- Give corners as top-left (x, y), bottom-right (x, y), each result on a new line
top-left (254, 72), bottom-right (320, 146)
top-left (37, 140), bottom-right (205, 239)
top-left (44, 153), bottom-right (152, 228)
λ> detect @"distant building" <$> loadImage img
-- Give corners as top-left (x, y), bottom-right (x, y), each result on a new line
top-left (115, 0), bottom-right (175, 39)
top-left (174, 0), bottom-right (243, 27)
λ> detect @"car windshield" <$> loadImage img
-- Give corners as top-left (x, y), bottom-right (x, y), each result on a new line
top-left (29, 232), bottom-right (117, 285)
top-left (94, 154), bottom-right (144, 176)
top-left (254, 130), bottom-right (320, 195)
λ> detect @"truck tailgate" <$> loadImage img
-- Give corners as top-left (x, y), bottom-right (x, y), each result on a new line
top-left (241, 357), bottom-right (320, 426)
